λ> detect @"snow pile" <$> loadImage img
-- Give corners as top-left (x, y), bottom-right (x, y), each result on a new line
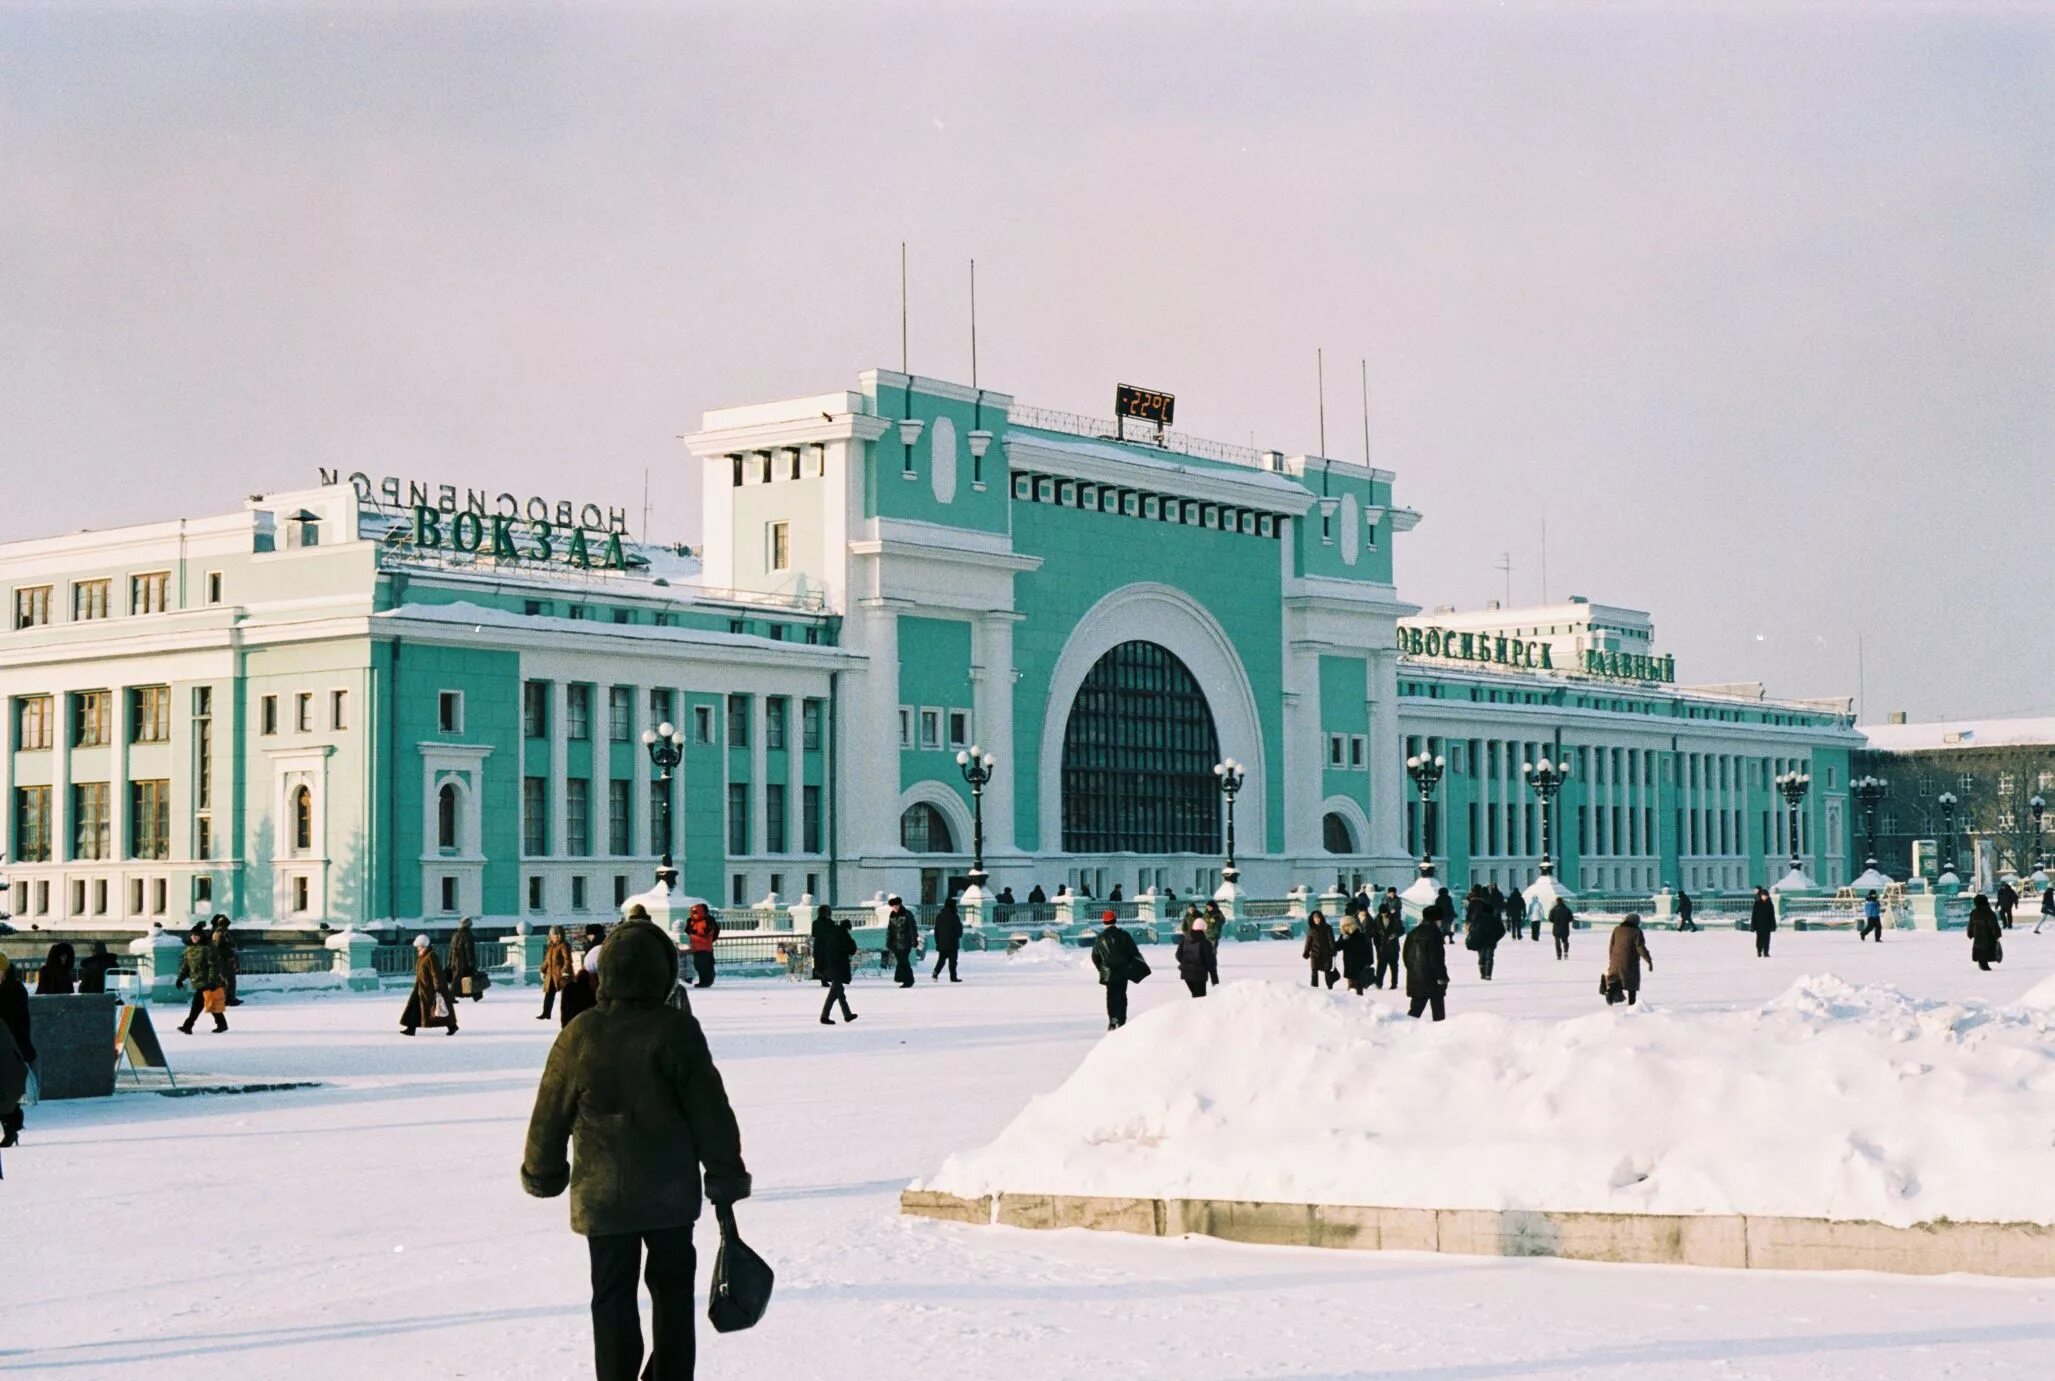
top-left (1005, 937), bottom-right (1095, 971)
top-left (920, 976), bottom-right (2055, 1226)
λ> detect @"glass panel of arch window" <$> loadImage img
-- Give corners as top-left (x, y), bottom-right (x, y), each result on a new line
top-left (1060, 640), bottom-right (1223, 855)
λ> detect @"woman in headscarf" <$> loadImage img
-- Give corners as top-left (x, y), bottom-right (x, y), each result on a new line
top-left (1967, 893), bottom-right (2004, 972)
top-left (400, 935), bottom-right (458, 1035)
top-left (538, 925), bottom-right (573, 1021)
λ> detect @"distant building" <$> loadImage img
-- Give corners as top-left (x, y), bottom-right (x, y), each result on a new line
top-left (1857, 717), bottom-right (2055, 884)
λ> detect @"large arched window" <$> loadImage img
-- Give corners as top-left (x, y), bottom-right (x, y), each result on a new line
top-left (1323, 812), bottom-right (1357, 854)
top-left (900, 803), bottom-right (955, 853)
top-left (291, 786), bottom-right (314, 853)
top-left (1061, 640), bottom-right (1221, 854)
top-left (437, 783), bottom-right (460, 850)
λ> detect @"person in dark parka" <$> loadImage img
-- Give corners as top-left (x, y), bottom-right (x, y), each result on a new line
top-left (930, 898), bottom-right (963, 982)
top-left (400, 934), bottom-right (458, 1035)
top-left (1337, 915), bottom-right (1374, 994)
top-left (1492, 884), bottom-right (1515, 942)
top-left (1503, 887), bottom-right (1527, 944)
top-left (1435, 887), bottom-right (1457, 941)
top-left (447, 916), bottom-right (482, 1000)
top-left (1464, 887), bottom-right (1504, 980)
top-left (0, 955), bottom-right (32, 1147)
top-left (820, 918), bottom-right (858, 1025)
top-left (1604, 914), bottom-right (1654, 1005)
top-left (1750, 887), bottom-right (1777, 958)
top-left (2038, 887), bottom-right (2055, 933)
top-left (175, 928), bottom-right (226, 1034)
top-left (883, 897), bottom-right (918, 988)
top-left (1090, 910), bottom-right (1144, 1029)
top-left (210, 916), bottom-right (242, 1005)
top-left (1967, 894), bottom-right (2004, 971)
top-left (35, 941), bottom-right (76, 994)
top-left (561, 925), bottom-right (605, 1027)
top-left (77, 941), bottom-right (118, 994)
top-left (1549, 897), bottom-right (1574, 961)
top-left (523, 919), bottom-right (751, 1381)
top-left (0, 1019), bottom-right (25, 1149)
top-left (1175, 913), bottom-right (1218, 998)
top-left (1996, 880), bottom-right (2018, 930)
top-left (1302, 910), bottom-right (1338, 989)
top-left (809, 905), bottom-right (837, 986)
top-left (1676, 889), bottom-right (1698, 932)
top-left (1373, 889), bottom-right (1405, 990)
top-left (1402, 917), bottom-right (1449, 1021)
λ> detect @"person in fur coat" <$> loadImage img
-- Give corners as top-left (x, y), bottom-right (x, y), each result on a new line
top-left (400, 935), bottom-right (458, 1036)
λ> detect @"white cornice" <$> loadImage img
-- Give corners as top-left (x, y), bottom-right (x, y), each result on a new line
top-left (1003, 435), bottom-right (1316, 515)
top-left (681, 414), bottom-right (891, 458)
top-left (862, 369), bottom-right (1016, 410)
top-left (1387, 507), bottom-right (1424, 533)
top-left (1284, 576), bottom-right (1419, 620)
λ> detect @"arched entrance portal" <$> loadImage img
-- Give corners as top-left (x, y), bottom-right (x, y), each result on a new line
top-left (1060, 640), bottom-right (1222, 855)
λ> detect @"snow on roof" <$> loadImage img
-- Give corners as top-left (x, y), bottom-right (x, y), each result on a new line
top-left (1860, 718), bottom-right (2055, 753)
top-left (1003, 428), bottom-right (1311, 499)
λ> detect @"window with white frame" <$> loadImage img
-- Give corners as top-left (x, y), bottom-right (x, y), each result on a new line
top-left (767, 521), bottom-right (790, 571)
top-left (1328, 734), bottom-right (1346, 767)
top-left (898, 706), bottom-right (913, 748)
top-left (1350, 735), bottom-right (1367, 768)
top-left (946, 710), bottom-right (970, 750)
top-left (919, 708), bottom-right (941, 750)
top-left (438, 691), bottom-right (463, 733)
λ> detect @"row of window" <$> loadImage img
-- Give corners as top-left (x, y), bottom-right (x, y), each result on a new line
top-left (12, 781), bottom-right (172, 862)
top-left (1326, 734), bottom-right (1369, 770)
top-left (1011, 470), bottom-right (1285, 539)
top-left (898, 705), bottom-right (971, 752)
top-left (11, 570), bottom-right (228, 630)
top-left (8, 874), bottom-right (197, 919)
top-left (512, 775), bottom-right (826, 858)
top-left (1397, 676), bottom-right (1836, 728)
top-left (259, 689), bottom-right (347, 736)
top-left (12, 686), bottom-right (185, 750)
top-left (518, 684), bottom-right (827, 753)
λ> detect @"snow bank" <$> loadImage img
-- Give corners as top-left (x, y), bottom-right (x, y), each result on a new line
top-left (920, 976), bottom-right (2055, 1227)
top-left (1005, 937), bottom-right (1094, 971)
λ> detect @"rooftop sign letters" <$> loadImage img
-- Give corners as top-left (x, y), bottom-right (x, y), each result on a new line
top-left (319, 469), bottom-right (629, 534)
top-left (407, 505), bottom-right (630, 571)
top-left (1581, 650), bottom-right (1676, 684)
top-left (1398, 626), bottom-right (1554, 671)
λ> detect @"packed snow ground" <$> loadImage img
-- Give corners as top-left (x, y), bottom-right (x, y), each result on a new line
top-left (11, 929), bottom-right (2055, 1379)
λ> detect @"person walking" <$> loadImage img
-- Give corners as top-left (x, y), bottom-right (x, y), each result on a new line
top-left (930, 897), bottom-right (963, 983)
top-left (1338, 915), bottom-right (1374, 995)
top-left (1203, 900), bottom-right (1227, 950)
top-left (685, 904), bottom-right (721, 989)
top-left (1090, 910), bottom-right (1146, 1030)
top-left (809, 905), bottom-right (837, 987)
top-left (210, 916), bottom-right (243, 1006)
top-left (1968, 893), bottom-right (2004, 972)
top-left (34, 942), bottom-right (76, 995)
top-left (561, 925), bottom-right (605, 1027)
top-left (0, 1018), bottom-right (25, 1151)
top-left (1996, 879), bottom-right (2019, 931)
top-left (1435, 887), bottom-right (1457, 941)
top-left (1373, 890), bottom-right (1405, 990)
top-left (1492, 885), bottom-right (1515, 942)
top-left (1402, 915), bottom-right (1450, 1021)
top-left (1464, 887), bottom-right (1504, 981)
top-left (1503, 886), bottom-right (1526, 945)
top-left (1750, 886), bottom-right (1777, 958)
top-left (820, 917), bottom-right (858, 1025)
top-left (77, 941), bottom-right (118, 994)
top-left (1604, 913), bottom-right (1654, 1006)
top-left (1549, 897), bottom-right (1574, 961)
top-left (1175, 913), bottom-right (1218, 999)
top-left (884, 897), bottom-right (918, 989)
top-left (522, 918), bottom-right (753, 1381)
top-left (1302, 909), bottom-right (1339, 989)
top-left (400, 934), bottom-right (458, 1036)
top-left (539, 925), bottom-right (574, 1020)
top-left (0, 955), bottom-right (32, 1147)
top-left (2037, 886), bottom-right (2055, 933)
top-left (175, 926), bottom-right (228, 1034)
top-left (448, 916), bottom-right (484, 1001)
top-left (1858, 891), bottom-right (1884, 943)
top-left (1676, 889), bottom-right (1698, 933)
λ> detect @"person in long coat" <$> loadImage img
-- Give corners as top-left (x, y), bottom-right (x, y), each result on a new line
top-left (34, 942), bottom-right (76, 995)
top-left (1549, 898), bottom-right (1574, 961)
top-left (1373, 889), bottom-right (1405, 990)
top-left (1338, 915), bottom-right (1375, 994)
top-left (538, 925), bottom-right (573, 1020)
top-left (447, 916), bottom-right (483, 1000)
top-left (2038, 887), bottom-right (2055, 933)
top-left (820, 919), bottom-right (858, 1025)
top-left (1464, 888), bottom-right (1505, 980)
top-left (175, 928), bottom-right (226, 1034)
top-left (1434, 887), bottom-right (1457, 941)
top-left (0, 1019), bottom-right (25, 1149)
top-left (1175, 913), bottom-right (1218, 999)
top-left (930, 898), bottom-right (964, 983)
top-left (561, 924), bottom-right (605, 1027)
top-left (1491, 885), bottom-right (1515, 942)
top-left (1996, 880), bottom-right (2019, 930)
top-left (77, 941), bottom-right (118, 994)
top-left (1750, 887), bottom-right (1777, 958)
top-left (210, 916), bottom-right (243, 1006)
top-left (1402, 918), bottom-right (1449, 1021)
top-left (400, 934), bottom-right (458, 1035)
top-left (1967, 894), bottom-right (2004, 971)
top-left (1604, 914), bottom-right (1654, 1005)
top-left (521, 919), bottom-right (752, 1381)
top-left (1302, 910), bottom-right (1339, 989)
top-left (809, 905), bottom-right (837, 985)
top-left (1676, 889), bottom-right (1699, 932)
top-left (1090, 910), bottom-right (1145, 1030)
top-left (884, 898), bottom-right (918, 989)
top-left (685, 904), bottom-right (721, 989)
top-left (0, 956), bottom-right (32, 1147)
top-left (1503, 887), bottom-right (1528, 944)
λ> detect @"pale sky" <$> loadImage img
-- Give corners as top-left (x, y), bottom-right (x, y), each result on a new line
top-left (4, 2), bottom-right (2049, 721)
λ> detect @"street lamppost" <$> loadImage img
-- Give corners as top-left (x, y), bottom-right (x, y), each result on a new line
top-left (2032, 794), bottom-right (2048, 878)
top-left (639, 720), bottom-right (686, 890)
top-left (1520, 756), bottom-right (1571, 880)
top-left (955, 744), bottom-right (996, 890)
top-left (1774, 769), bottom-right (1811, 879)
top-left (1937, 791), bottom-right (1959, 879)
top-left (1212, 758), bottom-right (1246, 885)
top-left (1851, 775), bottom-right (1888, 874)
top-left (1405, 751), bottom-right (1447, 880)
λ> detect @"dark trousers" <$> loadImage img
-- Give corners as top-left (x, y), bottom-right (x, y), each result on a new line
top-left (932, 949), bottom-right (958, 981)
top-left (588, 1225), bottom-right (695, 1381)
top-left (224, 971), bottom-right (241, 1005)
top-left (2, 1103), bottom-right (22, 1140)
top-left (691, 951), bottom-right (715, 988)
top-left (1105, 977), bottom-right (1129, 1028)
top-left (1755, 933), bottom-right (1772, 957)
top-left (2000, 908), bottom-right (2014, 930)
top-left (892, 950), bottom-right (914, 987)
top-left (541, 985), bottom-right (558, 1018)
top-left (1477, 948), bottom-right (1495, 980)
top-left (182, 989), bottom-right (226, 1031)
top-left (1859, 918), bottom-right (1882, 943)
top-left (821, 981), bottom-right (854, 1022)
top-left (1553, 932), bottom-right (1569, 960)
top-left (1309, 965), bottom-right (1335, 989)
top-left (1407, 992), bottom-right (1446, 1021)
top-left (1374, 949), bottom-right (1399, 989)
top-left (1184, 976), bottom-right (1208, 999)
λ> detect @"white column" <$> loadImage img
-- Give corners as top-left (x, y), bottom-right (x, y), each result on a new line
top-left (787, 695), bottom-right (804, 861)
top-left (548, 681), bottom-right (568, 873)
top-left (1281, 652), bottom-right (1320, 862)
top-left (1366, 652), bottom-right (1405, 862)
top-left (845, 600), bottom-right (904, 863)
top-left (751, 696), bottom-right (769, 858)
top-left (110, 686), bottom-right (131, 907)
top-left (630, 685), bottom-right (650, 857)
top-left (971, 613), bottom-right (1018, 854)
top-left (592, 687), bottom-right (614, 865)
top-left (53, 704), bottom-right (72, 917)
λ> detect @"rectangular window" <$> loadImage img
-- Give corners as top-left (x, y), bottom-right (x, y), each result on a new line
top-left (528, 875), bottom-right (544, 911)
top-left (129, 779), bottom-right (171, 860)
top-left (571, 875), bottom-right (588, 910)
top-left (438, 691), bottom-right (463, 733)
top-left (74, 690), bottom-right (112, 747)
top-left (898, 706), bottom-right (913, 748)
top-left (568, 605), bottom-right (587, 621)
top-left (524, 599), bottom-right (548, 617)
top-left (727, 695), bottom-right (750, 746)
top-left (802, 784), bottom-right (822, 853)
top-left (330, 689), bottom-right (348, 730)
top-left (523, 776), bottom-right (549, 855)
top-left (615, 875), bottom-right (630, 907)
top-left (727, 783), bottom-right (750, 855)
top-left (946, 710), bottom-right (969, 750)
top-left (1328, 734), bottom-right (1345, 767)
top-left (206, 571), bottom-right (223, 604)
top-left (802, 699), bottom-right (823, 751)
top-left (72, 579), bottom-right (110, 621)
top-left (609, 780), bottom-right (631, 854)
top-left (130, 571), bottom-right (170, 615)
top-left (609, 686), bottom-right (632, 742)
top-left (566, 684), bottom-right (591, 740)
top-left (260, 693), bottom-right (278, 736)
top-left (292, 876), bottom-right (310, 912)
top-left (732, 874), bottom-right (747, 906)
top-left (522, 681), bottom-right (549, 737)
top-left (16, 695), bottom-right (52, 750)
top-left (692, 704), bottom-right (713, 744)
top-left (13, 584), bottom-right (51, 628)
top-left (72, 781), bottom-right (110, 859)
top-left (131, 877), bottom-right (145, 914)
top-left (766, 783), bottom-right (787, 853)
top-left (1350, 736), bottom-right (1366, 769)
top-left (441, 877), bottom-right (459, 913)
top-left (766, 697), bottom-right (788, 751)
top-left (196, 815), bottom-right (213, 861)
top-left (767, 521), bottom-right (790, 571)
top-left (649, 688), bottom-right (674, 729)
top-left (919, 709), bottom-right (941, 750)
top-left (612, 608), bottom-right (632, 624)
top-left (565, 778), bottom-right (591, 855)
top-left (295, 692), bottom-right (312, 732)
top-left (11, 786), bottom-right (51, 861)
